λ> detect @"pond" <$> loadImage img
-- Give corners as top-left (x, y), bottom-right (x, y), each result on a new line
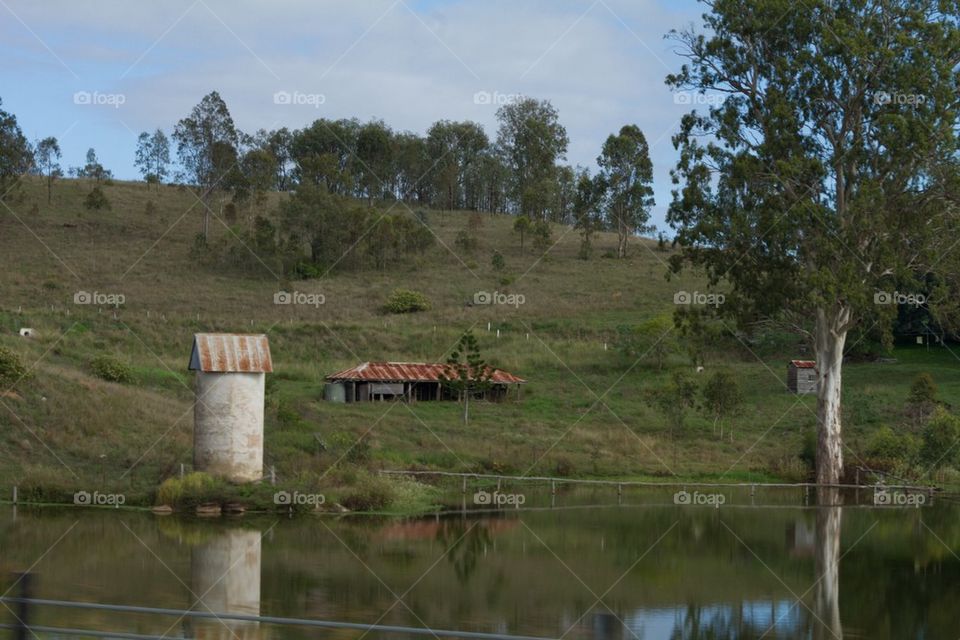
top-left (0, 486), bottom-right (957, 639)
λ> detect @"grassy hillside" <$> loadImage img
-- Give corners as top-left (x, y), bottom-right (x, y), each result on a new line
top-left (0, 177), bottom-right (957, 506)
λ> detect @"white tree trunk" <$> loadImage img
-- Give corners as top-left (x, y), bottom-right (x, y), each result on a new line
top-left (815, 307), bottom-right (850, 485)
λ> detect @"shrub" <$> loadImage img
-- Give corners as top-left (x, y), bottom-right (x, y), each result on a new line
top-left (907, 372), bottom-right (938, 425)
top-left (89, 355), bottom-right (134, 383)
top-left (491, 250), bottom-right (506, 272)
top-left (532, 221), bottom-right (553, 252)
top-left (384, 288), bottom-right (431, 314)
top-left (0, 347), bottom-right (28, 389)
top-left (866, 425), bottom-right (919, 471)
top-left (341, 475), bottom-right (395, 512)
top-left (920, 408), bottom-right (960, 474)
top-left (909, 373), bottom-right (938, 404)
top-left (156, 472), bottom-right (220, 508)
top-left (144, 200), bottom-right (157, 216)
top-left (83, 185), bottom-right (111, 211)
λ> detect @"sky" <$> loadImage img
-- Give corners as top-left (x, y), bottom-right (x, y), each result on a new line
top-left (1, 0), bottom-right (707, 230)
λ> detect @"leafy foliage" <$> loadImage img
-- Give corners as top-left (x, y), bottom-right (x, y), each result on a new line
top-left (0, 347), bottom-right (28, 390)
top-left (83, 185), bottom-right (111, 211)
top-left (383, 288), bottom-right (431, 314)
top-left (89, 355), bottom-right (134, 384)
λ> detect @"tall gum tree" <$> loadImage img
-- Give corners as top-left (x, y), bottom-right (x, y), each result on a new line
top-left (666, 0), bottom-right (960, 484)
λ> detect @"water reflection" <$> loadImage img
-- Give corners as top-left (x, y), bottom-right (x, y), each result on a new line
top-left (813, 490), bottom-right (842, 640)
top-left (186, 526), bottom-right (264, 640)
top-left (2, 489), bottom-right (958, 640)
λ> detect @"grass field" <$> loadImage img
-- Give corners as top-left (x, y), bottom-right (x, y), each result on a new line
top-left (1, 177), bottom-right (958, 507)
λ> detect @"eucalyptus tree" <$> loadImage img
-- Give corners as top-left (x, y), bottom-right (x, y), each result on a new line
top-left (597, 125), bottom-right (655, 258)
top-left (34, 137), bottom-right (61, 203)
top-left (0, 98), bottom-right (31, 201)
top-left (173, 91), bottom-right (242, 242)
top-left (135, 129), bottom-right (171, 190)
top-left (667, 0), bottom-right (960, 484)
top-left (495, 98), bottom-right (568, 219)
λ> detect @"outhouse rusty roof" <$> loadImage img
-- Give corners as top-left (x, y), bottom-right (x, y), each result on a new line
top-left (326, 361), bottom-right (525, 384)
top-left (789, 360), bottom-right (816, 369)
top-left (189, 333), bottom-right (273, 373)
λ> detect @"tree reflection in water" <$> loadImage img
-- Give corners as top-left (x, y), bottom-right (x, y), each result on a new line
top-left (437, 517), bottom-right (494, 584)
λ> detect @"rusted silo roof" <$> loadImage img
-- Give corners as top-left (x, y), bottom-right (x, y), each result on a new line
top-left (189, 333), bottom-right (273, 373)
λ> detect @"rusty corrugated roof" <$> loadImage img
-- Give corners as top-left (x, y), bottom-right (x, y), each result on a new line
top-left (789, 360), bottom-right (816, 369)
top-left (189, 333), bottom-right (273, 373)
top-left (326, 361), bottom-right (525, 384)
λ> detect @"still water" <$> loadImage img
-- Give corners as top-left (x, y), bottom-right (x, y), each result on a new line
top-left (0, 486), bottom-right (958, 639)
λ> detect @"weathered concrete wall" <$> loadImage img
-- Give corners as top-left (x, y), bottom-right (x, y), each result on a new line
top-left (194, 372), bottom-right (264, 482)
top-left (191, 528), bottom-right (262, 639)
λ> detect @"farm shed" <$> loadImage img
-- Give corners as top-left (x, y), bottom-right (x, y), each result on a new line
top-left (189, 333), bottom-right (272, 482)
top-left (325, 361), bottom-right (525, 403)
top-left (787, 360), bottom-right (818, 394)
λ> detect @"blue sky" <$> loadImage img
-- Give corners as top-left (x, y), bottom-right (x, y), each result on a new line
top-left (1, 0), bottom-right (706, 229)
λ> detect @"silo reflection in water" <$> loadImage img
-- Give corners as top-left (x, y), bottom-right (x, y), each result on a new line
top-left (189, 528), bottom-right (263, 640)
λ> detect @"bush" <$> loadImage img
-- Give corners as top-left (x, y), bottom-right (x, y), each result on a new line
top-left (384, 288), bottom-right (431, 314)
top-left (341, 475), bottom-right (395, 512)
top-left (89, 355), bottom-right (134, 383)
top-left (866, 425), bottom-right (919, 471)
top-left (0, 347), bottom-right (28, 389)
top-left (491, 250), bottom-right (506, 272)
top-left (532, 221), bottom-right (553, 252)
top-left (156, 472), bottom-right (220, 508)
top-left (908, 373), bottom-right (938, 405)
top-left (83, 185), bottom-right (111, 211)
top-left (920, 408), bottom-right (960, 474)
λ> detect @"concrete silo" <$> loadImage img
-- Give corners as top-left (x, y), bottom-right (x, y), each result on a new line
top-left (189, 333), bottom-right (272, 482)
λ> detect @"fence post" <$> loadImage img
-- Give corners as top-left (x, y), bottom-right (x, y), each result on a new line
top-left (462, 476), bottom-right (467, 494)
top-left (270, 466), bottom-right (276, 485)
top-left (12, 486), bottom-right (17, 504)
top-left (12, 571), bottom-right (33, 640)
